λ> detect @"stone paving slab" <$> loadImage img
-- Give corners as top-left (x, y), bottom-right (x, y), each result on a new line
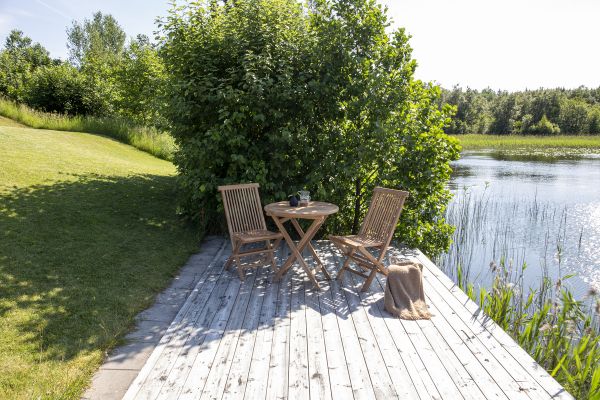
top-left (165, 272), bottom-right (202, 290)
top-left (124, 320), bottom-right (169, 343)
top-left (83, 370), bottom-right (140, 400)
top-left (100, 341), bottom-right (157, 371)
top-left (82, 236), bottom-right (226, 400)
top-left (135, 302), bottom-right (182, 323)
top-left (154, 287), bottom-right (192, 306)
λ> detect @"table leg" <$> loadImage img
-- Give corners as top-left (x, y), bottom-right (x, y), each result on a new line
top-left (290, 219), bottom-right (332, 280)
top-left (271, 216), bottom-right (298, 276)
top-left (272, 216), bottom-right (324, 289)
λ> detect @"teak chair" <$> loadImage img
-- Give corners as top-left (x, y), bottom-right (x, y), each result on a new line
top-left (218, 183), bottom-right (283, 280)
top-left (330, 187), bottom-right (409, 292)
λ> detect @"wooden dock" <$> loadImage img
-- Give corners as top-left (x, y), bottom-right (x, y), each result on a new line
top-left (123, 241), bottom-right (573, 400)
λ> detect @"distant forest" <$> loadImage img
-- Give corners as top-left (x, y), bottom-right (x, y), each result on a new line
top-left (440, 86), bottom-right (600, 135)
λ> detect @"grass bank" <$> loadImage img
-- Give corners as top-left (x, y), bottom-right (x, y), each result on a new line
top-left (0, 97), bottom-right (175, 160)
top-left (455, 134), bottom-right (600, 151)
top-left (0, 126), bottom-right (199, 399)
top-left (0, 115), bottom-right (26, 128)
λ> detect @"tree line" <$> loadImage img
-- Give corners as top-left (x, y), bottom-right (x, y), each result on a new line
top-left (0, 12), bottom-right (165, 126)
top-left (440, 86), bottom-right (600, 135)
top-left (3, 12), bottom-right (600, 139)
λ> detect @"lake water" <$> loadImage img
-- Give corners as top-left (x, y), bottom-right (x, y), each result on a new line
top-left (439, 150), bottom-right (600, 299)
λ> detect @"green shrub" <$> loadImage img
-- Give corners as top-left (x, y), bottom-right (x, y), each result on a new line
top-left (161, 0), bottom-right (460, 256)
top-left (528, 114), bottom-right (561, 135)
top-left (0, 30), bottom-right (52, 102)
top-left (559, 98), bottom-right (589, 134)
top-left (588, 109), bottom-right (600, 134)
top-left (26, 63), bottom-right (97, 115)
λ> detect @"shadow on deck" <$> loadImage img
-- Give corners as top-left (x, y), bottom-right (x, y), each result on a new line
top-left (120, 238), bottom-right (572, 400)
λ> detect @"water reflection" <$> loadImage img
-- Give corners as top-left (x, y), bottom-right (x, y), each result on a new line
top-left (488, 151), bottom-right (585, 163)
top-left (440, 150), bottom-right (600, 299)
top-left (494, 170), bottom-right (555, 182)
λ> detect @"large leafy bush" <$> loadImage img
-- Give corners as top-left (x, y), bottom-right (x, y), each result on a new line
top-left (161, 0), bottom-right (460, 256)
top-left (26, 63), bottom-right (100, 115)
top-left (0, 30), bottom-right (52, 102)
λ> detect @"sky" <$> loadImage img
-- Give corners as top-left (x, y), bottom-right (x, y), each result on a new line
top-left (1, 0), bottom-right (599, 91)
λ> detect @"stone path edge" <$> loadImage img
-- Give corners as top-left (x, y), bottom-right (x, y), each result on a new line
top-left (82, 236), bottom-right (227, 400)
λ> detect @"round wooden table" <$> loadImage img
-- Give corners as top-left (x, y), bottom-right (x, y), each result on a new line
top-left (264, 201), bottom-right (339, 289)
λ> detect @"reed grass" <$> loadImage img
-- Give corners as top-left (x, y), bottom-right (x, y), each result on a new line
top-left (465, 260), bottom-right (600, 399)
top-left (442, 186), bottom-right (600, 398)
top-left (0, 97), bottom-right (175, 160)
top-left (456, 134), bottom-right (600, 151)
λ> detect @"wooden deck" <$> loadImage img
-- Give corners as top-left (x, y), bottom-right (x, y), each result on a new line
top-left (123, 241), bottom-right (573, 400)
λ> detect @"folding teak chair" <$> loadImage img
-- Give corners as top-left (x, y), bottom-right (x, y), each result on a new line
top-left (218, 183), bottom-right (283, 280)
top-left (330, 187), bottom-right (409, 292)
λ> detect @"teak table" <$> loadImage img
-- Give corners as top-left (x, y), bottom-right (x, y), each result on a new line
top-left (264, 201), bottom-right (339, 289)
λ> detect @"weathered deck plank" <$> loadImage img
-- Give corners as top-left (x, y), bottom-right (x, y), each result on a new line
top-left (264, 251), bottom-right (293, 400)
top-left (175, 267), bottom-right (246, 399)
top-left (239, 248), bottom-right (281, 400)
top-left (304, 279), bottom-right (332, 400)
top-left (314, 247), bottom-right (354, 400)
top-left (199, 265), bottom-right (267, 399)
top-left (123, 241), bottom-right (573, 400)
top-left (411, 248), bottom-right (573, 400)
top-left (330, 246), bottom-right (417, 400)
top-left (327, 276), bottom-right (376, 399)
top-left (288, 271), bottom-right (310, 398)
top-left (221, 264), bottom-right (270, 399)
top-left (123, 242), bottom-right (229, 400)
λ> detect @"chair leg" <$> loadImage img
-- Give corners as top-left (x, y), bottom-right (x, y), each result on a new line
top-left (269, 238), bottom-right (281, 274)
top-left (337, 254), bottom-right (353, 281)
top-left (224, 256), bottom-right (234, 271)
top-left (268, 251), bottom-right (278, 274)
top-left (361, 268), bottom-right (378, 292)
top-left (259, 240), bottom-right (268, 265)
top-left (273, 238), bottom-right (282, 252)
top-left (226, 240), bottom-right (241, 271)
top-left (235, 255), bottom-right (245, 281)
top-left (356, 246), bottom-right (385, 291)
top-left (229, 240), bottom-right (244, 281)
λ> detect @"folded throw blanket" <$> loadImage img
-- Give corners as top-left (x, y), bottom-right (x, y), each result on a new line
top-left (384, 261), bottom-right (432, 320)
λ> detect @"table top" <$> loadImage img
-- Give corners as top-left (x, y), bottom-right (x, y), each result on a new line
top-left (264, 201), bottom-right (339, 219)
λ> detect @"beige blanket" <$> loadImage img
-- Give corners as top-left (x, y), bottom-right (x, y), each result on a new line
top-left (384, 261), bottom-right (432, 320)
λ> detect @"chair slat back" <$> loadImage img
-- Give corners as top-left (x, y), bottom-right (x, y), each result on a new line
top-left (359, 187), bottom-right (409, 247)
top-left (218, 183), bottom-right (267, 242)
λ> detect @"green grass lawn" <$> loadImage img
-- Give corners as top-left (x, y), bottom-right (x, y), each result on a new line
top-left (0, 115), bottom-right (25, 128)
top-left (455, 134), bottom-right (600, 150)
top-left (0, 125), bottom-right (200, 398)
top-left (0, 98), bottom-right (175, 160)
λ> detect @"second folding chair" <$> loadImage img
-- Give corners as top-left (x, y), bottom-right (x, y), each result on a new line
top-left (330, 187), bottom-right (409, 291)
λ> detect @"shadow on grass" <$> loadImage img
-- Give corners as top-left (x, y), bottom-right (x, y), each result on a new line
top-left (0, 173), bottom-right (199, 363)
